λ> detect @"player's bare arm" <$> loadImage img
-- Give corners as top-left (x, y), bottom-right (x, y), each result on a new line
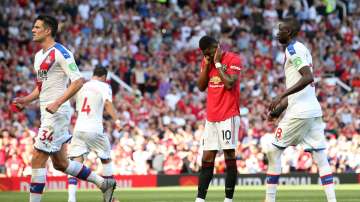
top-left (197, 56), bottom-right (211, 92)
top-left (46, 78), bottom-right (85, 114)
top-left (13, 87), bottom-right (40, 109)
top-left (269, 66), bottom-right (313, 111)
top-left (104, 100), bottom-right (121, 127)
top-left (268, 98), bottom-right (288, 121)
top-left (214, 46), bottom-right (238, 90)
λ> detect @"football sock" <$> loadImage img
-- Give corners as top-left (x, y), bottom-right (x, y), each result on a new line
top-left (313, 150), bottom-right (336, 202)
top-left (224, 159), bottom-right (237, 199)
top-left (30, 168), bottom-right (47, 202)
top-left (197, 161), bottom-right (215, 199)
top-left (64, 160), bottom-right (104, 187)
top-left (102, 162), bottom-right (113, 178)
top-left (265, 144), bottom-right (282, 202)
top-left (68, 177), bottom-right (78, 202)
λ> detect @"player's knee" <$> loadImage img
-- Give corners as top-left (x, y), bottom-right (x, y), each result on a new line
top-left (53, 160), bottom-right (68, 172)
top-left (223, 149), bottom-right (236, 159)
top-left (266, 145), bottom-right (282, 165)
top-left (312, 150), bottom-right (329, 166)
top-left (202, 151), bottom-right (217, 162)
top-left (101, 158), bottom-right (111, 164)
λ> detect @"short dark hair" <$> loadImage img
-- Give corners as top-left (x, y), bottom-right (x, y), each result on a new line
top-left (35, 15), bottom-right (58, 38)
top-left (199, 35), bottom-right (218, 50)
top-left (93, 66), bottom-right (108, 77)
top-left (282, 17), bottom-right (301, 38)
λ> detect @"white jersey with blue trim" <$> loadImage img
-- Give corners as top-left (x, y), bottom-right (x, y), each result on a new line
top-left (33, 43), bottom-right (82, 113)
top-left (283, 40), bottom-right (322, 118)
top-left (73, 79), bottom-right (112, 134)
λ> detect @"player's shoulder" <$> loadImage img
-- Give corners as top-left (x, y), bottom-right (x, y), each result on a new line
top-left (92, 79), bottom-right (111, 90)
top-left (53, 42), bottom-right (73, 59)
top-left (224, 51), bottom-right (240, 60)
top-left (286, 40), bottom-right (308, 56)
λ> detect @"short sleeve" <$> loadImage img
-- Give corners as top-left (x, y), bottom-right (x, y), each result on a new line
top-left (288, 46), bottom-right (310, 71)
top-left (102, 84), bottom-right (112, 103)
top-left (55, 44), bottom-right (82, 82)
top-left (227, 56), bottom-right (242, 75)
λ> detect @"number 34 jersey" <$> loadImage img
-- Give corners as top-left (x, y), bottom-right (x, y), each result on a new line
top-left (73, 79), bottom-right (112, 134)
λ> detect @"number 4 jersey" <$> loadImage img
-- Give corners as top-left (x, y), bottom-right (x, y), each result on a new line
top-left (73, 79), bottom-right (112, 134)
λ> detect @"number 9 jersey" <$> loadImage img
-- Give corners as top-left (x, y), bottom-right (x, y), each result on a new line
top-left (73, 79), bottom-right (112, 134)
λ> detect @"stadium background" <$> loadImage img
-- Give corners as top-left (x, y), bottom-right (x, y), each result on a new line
top-left (0, 0), bottom-right (359, 193)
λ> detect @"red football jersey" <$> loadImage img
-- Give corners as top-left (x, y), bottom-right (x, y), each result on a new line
top-left (200, 52), bottom-right (242, 122)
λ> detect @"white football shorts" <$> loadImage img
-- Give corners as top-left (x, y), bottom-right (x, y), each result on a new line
top-left (68, 131), bottom-right (111, 160)
top-left (34, 110), bottom-right (71, 153)
top-left (202, 115), bottom-right (240, 151)
top-left (272, 116), bottom-right (327, 151)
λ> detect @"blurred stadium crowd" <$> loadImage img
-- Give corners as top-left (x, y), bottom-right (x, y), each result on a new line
top-left (0, 0), bottom-right (359, 177)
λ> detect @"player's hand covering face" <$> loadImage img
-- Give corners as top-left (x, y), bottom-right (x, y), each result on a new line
top-left (201, 44), bottom-right (218, 63)
top-left (214, 45), bottom-right (222, 64)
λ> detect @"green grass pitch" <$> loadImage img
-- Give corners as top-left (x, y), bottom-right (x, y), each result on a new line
top-left (1, 185), bottom-right (359, 202)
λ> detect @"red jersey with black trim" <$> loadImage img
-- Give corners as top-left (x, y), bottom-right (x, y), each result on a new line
top-left (200, 52), bottom-right (242, 122)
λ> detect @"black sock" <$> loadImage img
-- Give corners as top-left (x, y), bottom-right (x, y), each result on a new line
top-left (225, 159), bottom-right (237, 199)
top-left (197, 161), bottom-right (215, 199)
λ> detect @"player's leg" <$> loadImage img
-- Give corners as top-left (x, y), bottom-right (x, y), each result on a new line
top-left (196, 150), bottom-right (217, 202)
top-left (67, 132), bottom-right (89, 202)
top-left (218, 116), bottom-right (240, 202)
top-left (264, 144), bottom-right (283, 202)
top-left (313, 150), bottom-right (336, 202)
top-left (29, 149), bottom-right (50, 202)
top-left (67, 156), bottom-right (84, 202)
top-left (51, 144), bottom-right (116, 202)
top-left (223, 149), bottom-right (237, 202)
top-left (90, 132), bottom-right (113, 179)
top-left (196, 120), bottom-right (218, 202)
top-left (265, 117), bottom-right (308, 202)
top-left (304, 117), bottom-right (336, 202)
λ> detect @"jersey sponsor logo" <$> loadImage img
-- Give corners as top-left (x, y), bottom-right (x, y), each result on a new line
top-left (68, 62), bottom-right (78, 72)
top-left (293, 57), bottom-right (303, 68)
top-left (209, 84), bottom-right (225, 88)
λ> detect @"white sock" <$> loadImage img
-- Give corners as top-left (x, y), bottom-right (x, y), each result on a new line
top-left (195, 198), bottom-right (205, 202)
top-left (102, 162), bottom-right (113, 177)
top-left (68, 177), bottom-right (77, 202)
top-left (265, 145), bottom-right (282, 202)
top-left (265, 184), bottom-right (277, 202)
top-left (224, 198), bottom-right (232, 202)
top-left (313, 150), bottom-right (336, 202)
top-left (30, 168), bottom-right (47, 202)
top-left (65, 160), bottom-right (104, 187)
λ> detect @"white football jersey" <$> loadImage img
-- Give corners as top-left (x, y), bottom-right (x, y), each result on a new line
top-left (73, 79), bottom-right (112, 134)
top-left (283, 40), bottom-right (322, 118)
top-left (34, 43), bottom-right (82, 114)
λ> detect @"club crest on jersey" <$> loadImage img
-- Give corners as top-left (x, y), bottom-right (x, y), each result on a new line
top-left (210, 76), bottom-right (222, 84)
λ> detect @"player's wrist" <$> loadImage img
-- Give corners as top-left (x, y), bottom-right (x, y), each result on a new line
top-left (215, 62), bottom-right (222, 69)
